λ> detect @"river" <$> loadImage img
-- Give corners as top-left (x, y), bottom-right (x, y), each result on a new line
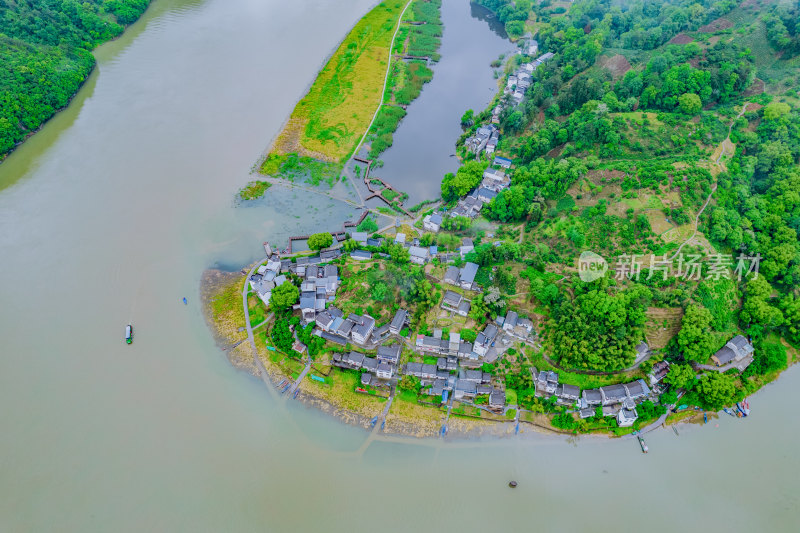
top-left (0, 0), bottom-right (798, 531)
top-left (374, 2), bottom-right (514, 206)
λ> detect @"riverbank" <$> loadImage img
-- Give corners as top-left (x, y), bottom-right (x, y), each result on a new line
top-left (253, 0), bottom-right (443, 197)
top-left (263, 0), bottom-right (412, 165)
top-left (0, 1), bottom-right (152, 162)
top-left (201, 266), bottom-right (536, 439)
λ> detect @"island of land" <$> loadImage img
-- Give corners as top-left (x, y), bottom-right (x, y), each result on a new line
top-left (207, 0), bottom-right (800, 439)
top-left (0, 0), bottom-right (152, 161)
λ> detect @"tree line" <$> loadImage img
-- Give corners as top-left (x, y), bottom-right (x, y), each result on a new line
top-left (0, 0), bottom-right (151, 159)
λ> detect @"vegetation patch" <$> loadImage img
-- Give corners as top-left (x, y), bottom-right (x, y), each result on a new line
top-left (266, 1), bottom-right (408, 162)
top-left (239, 181), bottom-right (272, 200)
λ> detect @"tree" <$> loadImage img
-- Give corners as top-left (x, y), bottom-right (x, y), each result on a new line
top-left (741, 276), bottom-right (784, 329)
top-left (746, 341), bottom-right (787, 376)
top-left (371, 282), bottom-right (388, 302)
top-left (441, 160), bottom-right (488, 201)
top-left (663, 363), bottom-right (695, 390)
top-left (399, 375), bottom-right (420, 392)
top-left (342, 239), bottom-right (359, 252)
top-left (386, 243), bottom-right (410, 264)
top-left (356, 216), bottom-right (378, 233)
top-left (678, 92), bottom-right (701, 115)
top-left (695, 372), bottom-right (737, 410)
top-left (460, 109), bottom-right (474, 128)
top-left (548, 285), bottom-right (651, 371)
top-left (270, 282), bottom-right (299, 311)
top-left (271, 318), bottom-right (295, 354)
top-left (676, 305), bottom-right (714, 362)
top-left (307, 232), bottom-right (333, 250)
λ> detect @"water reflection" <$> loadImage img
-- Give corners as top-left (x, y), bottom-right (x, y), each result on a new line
top-left (470, 2), bottom-right (510, 38)
top-left (373, 0), bottom-right (514, 205)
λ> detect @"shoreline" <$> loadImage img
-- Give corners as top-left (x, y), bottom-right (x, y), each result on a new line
top-left (0, 3), bottom-right (153, 165)
top-left (201, 264), bottom-right (791, 442)
top-left (201, 266), bottom-right (562, 441)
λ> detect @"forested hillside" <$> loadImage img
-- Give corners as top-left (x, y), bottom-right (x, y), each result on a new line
top-left (0, 0), bottom-right (150, 160)
top-left (453, 0), bottom-right (799, 389)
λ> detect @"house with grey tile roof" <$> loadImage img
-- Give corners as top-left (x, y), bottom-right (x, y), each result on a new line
top-left (489, 390), bottom-right (506, 411)
top-left (454, 379), bottom-right (477, 399)
top-left (349, 314), bottom-right (376, 345)
top-left (351, 232), bottom-right (368, 245)
top-left (711, 335), bottom-right (754, 367)
top-left (361, 357), bottom-right (378, 373)
top-left (444, 266), bottom-right (460, 286)
top-left (350, 250), bottom-right (372, 261)
top-left (502, 311), bottom-right (518, 332)
top-left (441, 290), bottom-right (468, 316)
top-left (617, 408), bottom-right (638, 427)
top-left (415, 335), bottom-right (447, 354)
top-left (409, 245), bottom-right (431, 265)
top-left (389, 309), bottom-right (408, 335)
top-left (423, 213), bottom-right (443, 233)
top-left (459, 262), bottom-right (479, 289)
top-left (376, 363), bottom-right (393, 379)
top-left (376, 344), bottom-right (401, 365)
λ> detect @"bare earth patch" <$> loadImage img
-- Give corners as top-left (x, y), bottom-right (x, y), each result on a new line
top-left (601, 54), bottom-right (632, 79)
top-left (699, 17), bottom-right (733, 33)
top-left (668, 33), bottom-right (694, 45)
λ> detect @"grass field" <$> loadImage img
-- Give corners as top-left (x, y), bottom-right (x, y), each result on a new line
top-left (266, 1), bottom-right (408, 164)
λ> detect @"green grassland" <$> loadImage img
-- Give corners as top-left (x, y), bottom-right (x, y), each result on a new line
top-left (266, 1), bottom-right (409, 163)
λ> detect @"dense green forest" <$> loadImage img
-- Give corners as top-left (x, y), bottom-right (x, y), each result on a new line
top-left (453, 0), bottom-right (799, 393)
top-left (0, 0), bottom-right (150, 159)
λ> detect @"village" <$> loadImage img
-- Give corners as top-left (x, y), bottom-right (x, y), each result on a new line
top-left (239, 36), bottom-right (761, 437)
top-left (247, 218), bottom-right (755, 436)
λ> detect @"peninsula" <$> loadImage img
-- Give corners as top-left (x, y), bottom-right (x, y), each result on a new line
top-left (207, 0), bottom-right (800, 439)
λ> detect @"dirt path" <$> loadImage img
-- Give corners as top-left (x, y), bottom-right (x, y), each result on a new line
top-left (668, 103), bottom-right (749, 261)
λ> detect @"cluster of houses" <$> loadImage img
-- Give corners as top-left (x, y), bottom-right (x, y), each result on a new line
top-left (407, 363), bottom-right (505, 411)
top-left (332, 344), bottom-right (401, 383)
top-left (504, 51), bottom-right (554, 105)
top-left (531, 367), bottom-right (654, 428)
top-left (248, 257), bottom-right (289, 306)
top-left (465, 124), bottom-right (500, 156)
top-left (443, 262), bottom-right (479, 290)
top-left (449, 164), bottom-right (513, 219)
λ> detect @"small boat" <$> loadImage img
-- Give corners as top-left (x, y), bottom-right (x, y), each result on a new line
top-left (293, 388), bottom-right (300, 399)
top-left (723, 407), bottom-right (737, 417)
top-left (739, 400), bottom-right (750, 417)
top-left (125, 324), bottom-right (133, 345)
top-left (441, 424), bottom-right (447, 436)
top-left (277, 379), bottom-right (288, 389)
top-left (281, 383), bottom-right (291, 394)
top-left (380, 420), bottom-right (385, 430)
top-left (515, 421), bottom-right (520, 435)
top-left (636, 432), bottom-right (648, 453)
top-left (703, 412), bottom-right (708, 424)
top-left (508, 481), bottom-right (518, 488)
top-left (672, 426), bottom-right (679, 436)
top-left (182, 297), bottom-right (187, 305)
top-left (370, 416), bottom-right (378, 427)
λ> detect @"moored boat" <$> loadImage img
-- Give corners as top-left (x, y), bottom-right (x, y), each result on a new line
top-left (638, 434), bottom-right (648, 454)
top-left (737, 402), bottom-right (749, 417)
